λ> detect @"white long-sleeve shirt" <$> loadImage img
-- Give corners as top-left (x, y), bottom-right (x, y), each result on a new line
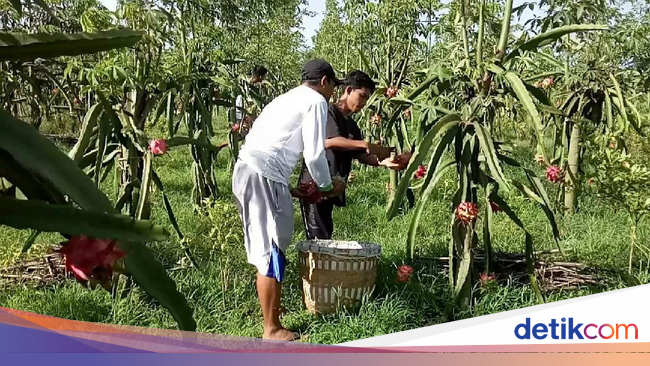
top-left (238, 85), bottom-right (333, 191)
top-left (235, 95), bottom-right (244, 121)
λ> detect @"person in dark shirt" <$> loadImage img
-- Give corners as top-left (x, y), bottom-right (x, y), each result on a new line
top-left (296, 70), bottom-right (410, 240)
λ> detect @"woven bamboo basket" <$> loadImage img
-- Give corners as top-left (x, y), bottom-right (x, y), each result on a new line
top-left (297, 240), bottom-right (381, 314)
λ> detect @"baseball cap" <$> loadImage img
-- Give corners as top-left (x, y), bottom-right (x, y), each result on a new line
top-left (301, 59), bottom-right (343, 86)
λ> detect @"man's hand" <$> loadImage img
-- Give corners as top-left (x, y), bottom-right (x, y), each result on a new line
top-left (379, 156), bottom-right (405, 171)
top-left (365, 142), bottom-right (393, 161)
top-left (290, 188), bottom-right (306, 199)
top-left (321, 176), bottom-right (346, 198)
top-left (379, 151), bottom-right (411, 171)
top-left (395, 151), bottom-right (413, 166)
top-left (294, 182), bottom-right (322, 203)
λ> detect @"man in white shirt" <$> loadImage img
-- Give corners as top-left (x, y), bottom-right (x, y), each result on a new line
top-left (232, 59), bottom-right (345, 341)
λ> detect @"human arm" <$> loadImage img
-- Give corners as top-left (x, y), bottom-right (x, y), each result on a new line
top-left (355, 152), bottom-right (380, 167)
top-left (325, 137), bottom-right (393, 161)
top-left (324, 136), bottom-right (367, 151)
top-left (355, 153), bottom-right (408, 170)
top-left (290, 188), bottom-right (306, 199)
top-left (385, 151), bottom-right (413, 171)
top-left (301, 101), bottom-right (334, 192)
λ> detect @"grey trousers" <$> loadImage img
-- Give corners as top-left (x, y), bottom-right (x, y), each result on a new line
top-left (232, 160), bottom-right (294, 275)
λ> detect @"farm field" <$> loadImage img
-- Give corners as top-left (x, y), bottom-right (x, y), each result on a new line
top-left (1, 0), bottom-right (650, 344)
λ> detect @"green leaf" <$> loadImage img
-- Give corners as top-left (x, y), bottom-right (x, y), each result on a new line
top-left (166, 92), bottom-right (175, 138)
top-left (387, 114), bottom-right (462, 219)
top-left (194, 92), bottom-right (213, 132)
top-left (135, 153), bottom-right (152, 220)
top-left (388, 97), bottom-right (414, 105)
top-left (489, 194), bottom-right (526, 229)
top-left (487, 63), bottom-right (505, 75)
top-left (0, 110), bottom-right (114, 212)
top-left (166, 137), bottom-right (224, 153)
top-left (609, 74), bottom-right (629, 132)
top-left (151, 172), bottom-right (183, 240)
top-left (563, 94), bottom-right (580, 116)
top-left (512, 180), bottom-right (545, 205)
top-left (94, 114), bottom-right (110, 187)
top-left (503, 71), bottom-right (546, 155)
top-left (407, 160), bottom-right (454, 258)
top-left (79, 144), bottom-right (119, 171)
top-left (433, 106), bottom-right (454, 116)
top-left (0, 197), bottom-right (168, 242)
top-left (536, 52), bottom-right (565, 69)
top-left (477, 0), bottom-right (486, 65)
top-left (22, 230), bottom-right (41, 253)
top-left (0, 148), bottom-right (66, 204)
top-left (400, 114), bottom-right (411, 149)
top-left (537, 103), bottom-right (565, 116)
top-left (151, 171), bottom-right (199, 268)
top-left (1, 111), bottom-right (195, 331)
top-left (523, 71), bottom-right (563, 83)
top-left (497, 0), bottom-right (514, 57)
top-left (8, 0), bottom-right (22, 15)
top-left (33, 0), bottom-right (58, 22)
top-left (431, 79), bottom-right (452, 96)
top-left (496, 153), bottom-right (522, 168)
top-left (151, 93), bottom-right (169, 127)
top-left (521, 170), bottom-right (565, 255)
top-left (524, 169), bottom-right (555, 208)
top-left (121, 241), bottom-right (197, 331)
top-left (38, 65), bottom-right (74, 112)
top-left (488, 194), bottom-right (544, 303)
top-left (408, 73), bottom-right (444, 99)
top-left (525, 232), bottom-right (545, 303)
top-left (358, 48), bottom-right (373, 74)
top-left (524, 82), bottom-right (564, 115)
top-left (474, 123), bottom-right (510, 191)
top-left (458, 137), bottom-right (473, 202)
top-left (604, 89), bottom-right (614, 131)
top-left (222, 58), bottom-right (246, 65)
top-left (114, 182), bottom-right (133, 213)
top-left (382, 72), bottom-right (441, 133)
top-left (96, 90), bottom-right (128, 146)
top-left (0, 29), bottom-right (144, 61)
top-left (453, 230), bottom-right (473, 304)
top-left (504, 24), bottom-right (608, 63)
top-left (624, 98), bottom-right (644, 136)
top-left (483, 187), bottom-right (494, 273)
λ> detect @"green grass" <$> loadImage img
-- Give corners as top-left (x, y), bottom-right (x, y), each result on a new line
top-left (1, 118), bottom-right (650, 345)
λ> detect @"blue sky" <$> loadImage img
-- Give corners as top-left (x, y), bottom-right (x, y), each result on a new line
top-left (99, 0), bottom-right (117, 10)
top-left (300, 0), bottom-right (543, 46)
top-left (98, 0), bottom-right (327, 45)
top-left (302, 0), bottom-right (328, 47)
top-left (98, 0), bottom-right (544, 47)
top-left (98, 0), bottom-right (340, 48)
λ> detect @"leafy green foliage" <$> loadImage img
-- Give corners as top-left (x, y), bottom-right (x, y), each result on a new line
top-left (0, 29), bottom-right (143, 61)
top-left (2, 0), bottom-right (650, 334)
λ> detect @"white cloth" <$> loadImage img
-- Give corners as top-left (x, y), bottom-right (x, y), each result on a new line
top-left (232, 160), bottom-right (293, 275)
top-left (235, 94), bottom-right (244, 121)
top-left (239, 85), bottom-right (333, 190)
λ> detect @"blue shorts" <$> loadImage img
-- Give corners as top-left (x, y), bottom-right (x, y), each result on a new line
top-left (265, 244), bottom-right (286, 283)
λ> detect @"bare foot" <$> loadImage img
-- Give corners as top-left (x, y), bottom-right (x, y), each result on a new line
top-left (263, 327), bottom-right (298, 341)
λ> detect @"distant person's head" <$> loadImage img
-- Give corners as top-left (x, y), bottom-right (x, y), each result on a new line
top-left (340, 70), bottom-right (375, 113)
top-left (301, 59), bottom-right (342, 100)
top-left (250, 65), bottom-right (268, 84)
